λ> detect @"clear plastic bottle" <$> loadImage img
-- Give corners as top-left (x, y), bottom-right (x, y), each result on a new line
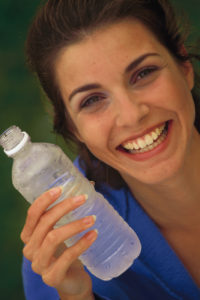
top-left (0, 125), bottom-right (141, 280)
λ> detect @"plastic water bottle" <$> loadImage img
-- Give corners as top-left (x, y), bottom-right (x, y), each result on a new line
top-left (0, 125), bottom-right (141, 280)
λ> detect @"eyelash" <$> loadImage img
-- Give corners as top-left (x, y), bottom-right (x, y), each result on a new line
top-left (80, 93), bottom-right (106, 109)
top-left (130, 66), bottom-right (158, 84)
top-left (79, 66), bottom-right (158, 109)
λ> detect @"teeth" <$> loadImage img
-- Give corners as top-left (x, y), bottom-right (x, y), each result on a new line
top-left (137, 139), bottom-right (146, 149)
top-left (133, 142), bottom-right (139, 150)
top-left (122, 123), bottom-right (166, 151)
top-left (151, 132), bottom-right (158, 141)
top-left (144, 134), bottom-right (153, 145)
top-left (124, 142), bottom-right (132, 150)
top-left (130, 130), bottom-right (167, 154)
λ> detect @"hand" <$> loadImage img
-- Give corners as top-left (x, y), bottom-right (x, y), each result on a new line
top-left (20, 187), bottom-right (97, 299)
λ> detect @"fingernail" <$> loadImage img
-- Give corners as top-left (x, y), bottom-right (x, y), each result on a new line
top-left (59, 185), bottom-right (64, 193)
top-left (73, 194), bottom-right (88, 204)
top-left (85, 229), bottom-right (98, 241)
top-left (49, 186), bottom-right (62, 197)
top-left (83, 215), bottom-right (96, 225)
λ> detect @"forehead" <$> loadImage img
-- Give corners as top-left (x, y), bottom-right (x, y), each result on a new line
top-left (55, 19), bottom-right (167, 95)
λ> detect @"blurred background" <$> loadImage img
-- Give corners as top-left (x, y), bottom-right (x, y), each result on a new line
top-left (0, 1), bottom-right (199, 299)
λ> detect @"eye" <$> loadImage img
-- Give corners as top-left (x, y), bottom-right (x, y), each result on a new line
top-left (80, 94), bottom-right (106, 109)
top-left (130, 66), bottom-right (158, 85)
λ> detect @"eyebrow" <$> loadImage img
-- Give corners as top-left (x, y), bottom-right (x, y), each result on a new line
top-left (125, 52), bottom-right (159, 73)
top-left (68, 52), bottom-right (159, 101)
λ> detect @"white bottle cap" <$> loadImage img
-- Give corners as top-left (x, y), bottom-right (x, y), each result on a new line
top-left (4, 131), bottom-right (29, 157)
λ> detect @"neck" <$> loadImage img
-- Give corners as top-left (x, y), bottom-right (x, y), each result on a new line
top-left (122, 129), bottom-right (200, 232)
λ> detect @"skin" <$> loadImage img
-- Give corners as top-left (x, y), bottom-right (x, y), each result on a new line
top-left (56, 19), bottom-right (196, 187)
top-left (21, 189), bottom-right (96, 300)
top-left (56, 19), bottom-right (200, 230)
top-left (21, 19), bottom-right (200, 298)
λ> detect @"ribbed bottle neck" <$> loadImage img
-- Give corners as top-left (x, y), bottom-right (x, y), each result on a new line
top-left (0, 125), bottom-right (30, 157)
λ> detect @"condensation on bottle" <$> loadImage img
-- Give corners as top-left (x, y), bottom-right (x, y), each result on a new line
top-left (0, 125), bottom-right (141, 280)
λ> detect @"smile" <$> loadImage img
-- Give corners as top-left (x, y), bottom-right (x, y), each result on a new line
top-left (120, 122), bottom-right (169, 154)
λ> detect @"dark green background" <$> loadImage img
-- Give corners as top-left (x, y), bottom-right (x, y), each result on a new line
top-left (0, 1), bottom-right (199, 299)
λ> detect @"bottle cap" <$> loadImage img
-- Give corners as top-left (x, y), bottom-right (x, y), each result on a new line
top-left (4, 131), bottom-right (29, 157)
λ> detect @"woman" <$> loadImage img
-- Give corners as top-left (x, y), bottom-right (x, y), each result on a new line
top-left (21, 0), bottom-right (200, 299)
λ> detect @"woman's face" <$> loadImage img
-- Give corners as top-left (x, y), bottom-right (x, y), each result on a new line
top-left (55, 19), bottom-right (195, 185)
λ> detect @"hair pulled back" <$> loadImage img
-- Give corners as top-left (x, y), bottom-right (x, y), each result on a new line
top-left (26, 0), bottom-right (200, 188)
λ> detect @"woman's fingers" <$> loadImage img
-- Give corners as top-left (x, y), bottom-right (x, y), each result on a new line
top-left (20, 187), bottom-right (62, 243)
top-left (22, 194), bottom-right (87, 261)
top-left (41, 230), bottom-right (98, 287)
top-left (31, 215), bottom-right (96, 274)
top-left (20, 188), bottom-right (96, 294)
top-left (19, 187), bottom-right (97, 295)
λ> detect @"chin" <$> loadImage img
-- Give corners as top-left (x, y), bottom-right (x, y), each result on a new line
top-left (120, 148), bottom-right (187, 187)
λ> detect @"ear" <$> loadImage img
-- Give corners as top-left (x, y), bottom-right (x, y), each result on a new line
top-left (179, 46), bottom-right (194, 90)
top-left (181, 60), bottom-right (194, 91)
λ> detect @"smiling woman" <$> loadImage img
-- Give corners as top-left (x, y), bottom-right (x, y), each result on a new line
top-left (54, 18), bottom-right (195, 186)
top-left (21, 0), bottom-right (200, 299)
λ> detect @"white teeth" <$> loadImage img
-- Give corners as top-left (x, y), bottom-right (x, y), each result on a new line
top-left (133, 142), bottom-right (139, 150)
top-left (122, 123), bottom-right (167, 151)
top-left (144, 134), bottom-right (153, 145)
top-left (155, 128), bottom-right (160, 135)
top-left (151, 132), bottom-right (158, 141)
top-left (137, 139), bottom-right (146, 149)
top-left (129, 130), bottom-right (167, 154)
top-left (124, 142), bottom-right (132, 150)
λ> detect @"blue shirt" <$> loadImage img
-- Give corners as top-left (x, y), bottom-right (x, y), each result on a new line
top-left (22, 161), bottom-right (200, 300)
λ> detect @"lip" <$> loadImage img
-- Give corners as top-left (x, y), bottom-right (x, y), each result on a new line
top-left (117, 120), bottom-right (173, 161)
top-left (119, 121), bottom-right (166, 146)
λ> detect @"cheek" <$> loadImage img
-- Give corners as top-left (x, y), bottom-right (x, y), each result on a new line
top-left (75, 116), bottom-right (108, 148)
top-left (170, 79), bottom-right (195, 124)
top-left (153, 72), bottom-right (195, 114)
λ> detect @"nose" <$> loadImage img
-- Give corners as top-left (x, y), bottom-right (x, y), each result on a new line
top-left (114, 92), bottom-right (150, 128)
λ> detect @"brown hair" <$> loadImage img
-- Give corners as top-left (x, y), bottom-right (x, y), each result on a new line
top-left (26, 0), bottom-right (200, 188)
